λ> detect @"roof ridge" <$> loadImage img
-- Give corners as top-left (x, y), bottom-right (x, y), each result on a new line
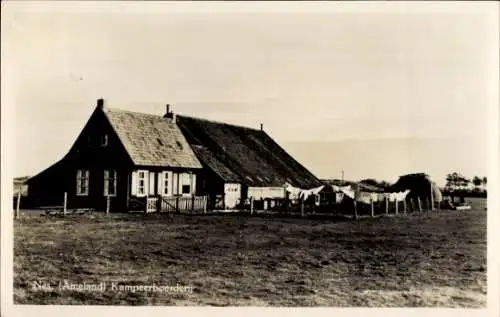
top-left (176, 114), bottom-right (263, 132)
top-left (104, 107), bottom-right (163, 118)
top-left (104, 107), bottom-right (265, 132)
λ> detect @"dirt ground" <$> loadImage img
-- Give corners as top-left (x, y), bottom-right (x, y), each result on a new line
top-left (14, 208), bottom-right (486, 307)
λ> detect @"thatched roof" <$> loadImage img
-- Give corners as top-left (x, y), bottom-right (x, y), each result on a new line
top-left (190, 145), bottom-right (241, 183)
top-left (103, 108), bottom-right (202, 169)
top-left (176, 115), bottom-right (322, 188)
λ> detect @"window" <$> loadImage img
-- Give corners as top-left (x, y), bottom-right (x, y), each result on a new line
top-left (137, 170), bottom-right (147, 196)
top-left (100, 134), bottom-right (108, 147)
top-left (178, 172), bottom-right (194, 196)
top-left (76, 170), bottom-right (89, 196)
top-left (104, 169), bottom-right (117, 196)
top-left (131, 170), bottom-right (150, 197)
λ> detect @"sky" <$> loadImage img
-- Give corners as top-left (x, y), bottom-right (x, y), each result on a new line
top-left (2, 2), bottom-right (498, 186)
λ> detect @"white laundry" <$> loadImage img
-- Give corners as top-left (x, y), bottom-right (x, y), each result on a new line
top-left (300, 185), bottom-right (325, 200)
top-left (340, 186), bottom-right (355, 199)
top-left (335, 192), bottom-right (344, 203)
top-left (385, 190), bottom-right (410, 202)
top-left (356, 192), bottom-right (372, 204)
top-left (285, 183), bottom-right (303, 200)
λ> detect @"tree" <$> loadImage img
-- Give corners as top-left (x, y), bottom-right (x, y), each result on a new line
top-left (472, 176), bottom-right (482, 192)
top-left (445, 172), bottom-right (471, 203)
top-left (445, 172), bottom-right (471, 190)
top-left (445, 172), bottom-right (460, 191)
top-left (459, 176), bottom-right (471, 190)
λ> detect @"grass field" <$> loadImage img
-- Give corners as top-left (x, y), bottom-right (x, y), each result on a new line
top-left (14, 208), bottom-right (486, 307)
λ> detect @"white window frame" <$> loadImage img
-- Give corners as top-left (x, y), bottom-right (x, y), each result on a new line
top-left (104, 169), bottom-right (117, 197)
top-left (76, 169), bottom-right (89, 196)
top-left (161, 171), bottom-right (173, 196)
top-left (100, 134), bottom-right (108, 147)
top-left (136, 170), bottom-right (148, 197)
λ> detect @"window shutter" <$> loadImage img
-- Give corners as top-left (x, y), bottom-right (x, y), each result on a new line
top-left (172, 173), bottom-right (178, 195)
top-left (113, 170), bottom-right (117, 196)
top-left (76, 170), bottom-right (80, 194)
top-left (149, 172), bottom-right (155, 196)
top-left (85, 170), bottom-right (90, 195)
top-left (131, 171), bottom-right (137, 196)
top-left (158, 172), bottom-right (164, 195)
top-left (104, 170), bottom-right (109, 196)
top-left (143, 171), bottom-right (149, 196)
top-left (168, 171), bottom-right (173, 196)
top-left (191, 174), bottom-right (196, 195)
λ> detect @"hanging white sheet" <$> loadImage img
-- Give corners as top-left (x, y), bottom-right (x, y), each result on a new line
top-left (285, 183), bottom-right (303, 200)
top-left (300, 185), bottom-right (325, 200)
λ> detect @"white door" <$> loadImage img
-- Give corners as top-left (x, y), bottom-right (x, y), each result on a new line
top-left (224, 183), bottom-right (241, 209)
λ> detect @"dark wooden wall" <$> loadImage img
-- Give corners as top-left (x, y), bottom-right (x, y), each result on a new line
top-left (28, 108), bottom-right (134, 211)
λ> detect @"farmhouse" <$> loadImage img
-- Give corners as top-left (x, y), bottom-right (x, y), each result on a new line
top-left (27, 99), bottom-right (322, 212)
top-left (28, 99), bottom-right (202, 211)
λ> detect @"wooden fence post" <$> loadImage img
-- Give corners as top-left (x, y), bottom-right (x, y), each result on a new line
top-left (63, 192), bottom-right (67, 216)
top-left (370, 198), bottom-right (374, 218)
top-left (385, 197), bottom-right (388, 215)
top-left (203, 196), bottom-right (207, 214)
top-left (430, 185), bottom-right (435, 211)
top-left (191, 194), bottom-right (195, 213)
top-left (353, 200), bottom-right (358, 220)
top-left (250, 196), bottom-right (254, 215)
top-left (403, 199), bottom-right (407, 215)
top-left (395, 199), bottom-right (399, 215)
top-left (417, 197), bottom-right (422, 213)
top-left (157, 196), bottom-right (162, 213)
top-left (15, 191), bottom-right (21, 220)
top-left (176, 196), bottom-right (180, 214)
top-left (106, 196), bottom-right (110, 216)
top-left (300, 198), bottom-right (305, 217)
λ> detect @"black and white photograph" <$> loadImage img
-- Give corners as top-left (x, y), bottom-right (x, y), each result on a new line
top-left (1, 1), bottom-right (499, 314)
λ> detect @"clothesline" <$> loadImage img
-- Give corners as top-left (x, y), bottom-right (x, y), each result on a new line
top-left (284, 183), bottom-right (412, 204)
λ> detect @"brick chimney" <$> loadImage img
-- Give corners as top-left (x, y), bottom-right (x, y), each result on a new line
top-left (260, 123), bottom-right (263, 131)
top-left (97, 98), bottom-right (104, 109)
top-left (163, 104), bottom-right (175, 121)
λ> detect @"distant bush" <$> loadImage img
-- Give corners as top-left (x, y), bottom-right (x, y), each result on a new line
top-left (442, 189), bottom-right (487, 198)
